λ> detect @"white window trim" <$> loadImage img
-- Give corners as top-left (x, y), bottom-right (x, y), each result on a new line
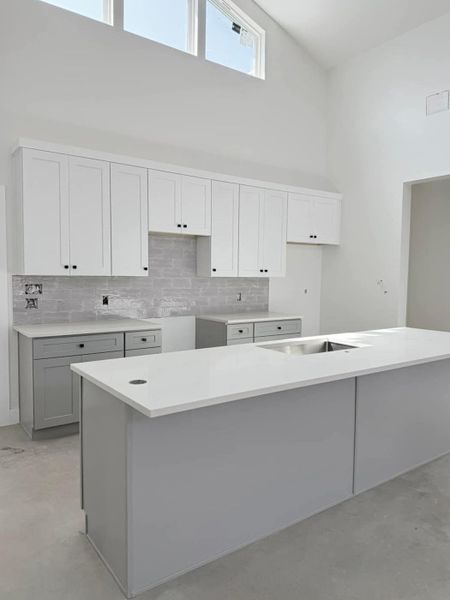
top-left (206, 0), bottom-right (266, 79)
top-left (103, 0), bottom-right (114, 25)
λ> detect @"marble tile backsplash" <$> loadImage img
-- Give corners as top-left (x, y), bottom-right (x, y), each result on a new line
top-left (12, 235), bottom-right (269, 325)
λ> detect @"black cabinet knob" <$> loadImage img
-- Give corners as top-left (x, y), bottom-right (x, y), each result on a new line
top-left (143, 267), bottom-right (148, 271)
top-left (310, 235), bottom-right (314, 239)
top-left (64, 265), bottom-right (69, 269)
top-left (177, 224), bottom-right (182, 228)
top-left (259, 269), bottom-right (264, 273)
top-left (72, 265), bottom-right (77, 269)
top-left (314, 235), bottom-right (318, 239)
top-left (183, 224), bottom-right (187, 228)
top-left (79, 343), bottom-right (85, 348)
top-left (141, 338), bottom-right (147, 342)
top-left (264, 269), bottom-right (268, 273)
top-left (277, 326), bottom-right (282, 330)
top-left (212, 268), bottom-right (217, 272)
top-left (238, 330), bottom-right (244, 334)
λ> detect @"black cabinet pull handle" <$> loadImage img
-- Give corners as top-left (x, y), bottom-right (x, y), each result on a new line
top-left (212, 268), bottom-right (217, 272)
top-left (277, 326), bottom-right (282, 330)
top-left (141, 338), bottom-right (147, 342)
top-left (64, 265), bottom-right (69, 269)
top-left (183, 224), bottom-right (187, 228)
top-left (143, 267), bottom-right (148, 271)
top-left (238, 330), bottom-right (244, 334)
top-left (177, 224), bottom-right (182, 228)
top-left (72, 265), bottom-right (77, 269)
top-left (79, 343), bottom-right (85, 348)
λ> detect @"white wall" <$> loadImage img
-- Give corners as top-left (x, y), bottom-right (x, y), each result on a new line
top-left (323, 12), bottom-right (450, 333)
top-left (407, 179), bottom-right (450, 331)
top-left (0, 187), bottom-right (13, 426)
top-left (269, 244), bottom-right (322, 336)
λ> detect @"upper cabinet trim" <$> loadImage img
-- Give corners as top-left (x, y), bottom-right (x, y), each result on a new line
top-left (14, 138), bottom-right (342, 201)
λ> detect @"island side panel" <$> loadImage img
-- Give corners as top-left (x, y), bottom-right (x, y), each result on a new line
top-left (355, 359), bottom-right (450, 494)
top-left (82, 380), bottom-right (129, 595)
top-left (127, 378), bottom-right (356, 595)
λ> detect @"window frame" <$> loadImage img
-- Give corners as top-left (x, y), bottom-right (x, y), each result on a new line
top-left (39, 0), bottom-right (114, 24)
top-left (121, 0), bottom-right (198, 55)
top-left (204, 0), bottom-right (266, 79)
top-left (38, 0), bottom-right (266, 79)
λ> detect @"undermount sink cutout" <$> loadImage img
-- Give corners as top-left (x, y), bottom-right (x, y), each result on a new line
top-left (260, 339), bottom-right (358, 355)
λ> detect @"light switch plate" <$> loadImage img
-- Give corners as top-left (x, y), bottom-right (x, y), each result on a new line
top-left (426, 90), bottom-right (449, 116)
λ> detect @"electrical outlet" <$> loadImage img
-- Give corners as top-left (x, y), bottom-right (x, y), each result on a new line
top-left (25, 283), bottom-right (42, 295)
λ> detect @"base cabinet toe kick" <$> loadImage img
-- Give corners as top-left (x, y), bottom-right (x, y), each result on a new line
top-left (79, 358), bottom-right (450, 598)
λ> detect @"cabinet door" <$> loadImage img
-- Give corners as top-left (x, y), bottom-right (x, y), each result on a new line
top-left (238, 185), bottom-right (265, 277)
top-left (21, 149), bottom-right (70, 275)
top-left (181, 176), bottom-right (211, 236)
top-left (210, 181), bottom-right (239, 277)
top-left (261, 190), bottom-right (287, 277)
top-left (287, 193), bottom-right (315, 244)
top-left (111, 164), bottom-right (149, 277)
top-left (69, 157), bottom-right (111, 276)
top-left (148, 170), bottom-right (182, 233)
top-left (34, 357), bottom-right (80, 430)
top-left (314, 197), bottom-right (341, 245)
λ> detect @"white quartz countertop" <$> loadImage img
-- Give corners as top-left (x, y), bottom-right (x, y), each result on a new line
top-left (196, 312), bottom-right (303, 324)
top-left (71, 328), bottom-right (450, 419)
top-left (14, 319), bottom-right (160, 338)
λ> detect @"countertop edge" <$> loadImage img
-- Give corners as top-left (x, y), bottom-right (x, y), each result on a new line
top-left (13, 320), bottom-right (161, 338)
top-left (71, 350), bottom-right (450, 419)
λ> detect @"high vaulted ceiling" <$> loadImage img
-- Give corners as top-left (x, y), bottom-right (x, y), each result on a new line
top-left (255, 0), bottom-right (450, 68)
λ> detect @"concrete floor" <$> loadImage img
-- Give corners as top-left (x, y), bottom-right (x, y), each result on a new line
top-left (2, 425), bottom-right (450, 600)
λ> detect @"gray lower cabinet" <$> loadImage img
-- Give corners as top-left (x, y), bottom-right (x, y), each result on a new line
top-left (34, 356), bottom-right (81, 430)
top-left (18, 329), bottom-right (161, 439)
top-left (196, 317), bottom-right (302, 349)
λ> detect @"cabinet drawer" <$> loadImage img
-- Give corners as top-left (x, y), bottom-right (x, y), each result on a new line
top-left (34, 333), bottom-right (124, 360)
top-left (254, 320), bottom-right (302, 339)
top-left (227, 323), bottom-right (254, 340)
top-left (125, 347), bottom-right (162, 357)
top-left (125, 330), bottom-right (162, 351)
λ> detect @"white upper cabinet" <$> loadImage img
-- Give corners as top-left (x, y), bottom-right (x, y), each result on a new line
top-left (17, 150), bottom-right (110, 276)
top-left (238, 186), bottom-right (264, 277)
top-left (238, 186), bottom-right (287, 278)
top-left (287, 193), bottom-right (341, 245)
top-left (148, 170), bottom-right (181, 234)
top-left (181, 176), bottom-right (211, 236)
top-left (111, 164), bottom-right (148, 277)
top-left (197, 181), bottom-right (239, 277)
top-left (19, 149), bottom-right (71, 276)
top-left (261, 189), bottom-right (288, 277)
top-left (148, 171), bottom-right (211, 236)
top-left (14, 142), bottom-right (341, 279)
top-left (68, 157), bottom-right (111, 276)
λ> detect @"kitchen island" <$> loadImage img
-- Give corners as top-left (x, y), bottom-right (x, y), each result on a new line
top-left (72, 328), bottom-right (450, 598)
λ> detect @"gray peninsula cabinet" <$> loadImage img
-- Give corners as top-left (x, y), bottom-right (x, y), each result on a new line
top-left (16, 325), bottom-right (162, 439)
